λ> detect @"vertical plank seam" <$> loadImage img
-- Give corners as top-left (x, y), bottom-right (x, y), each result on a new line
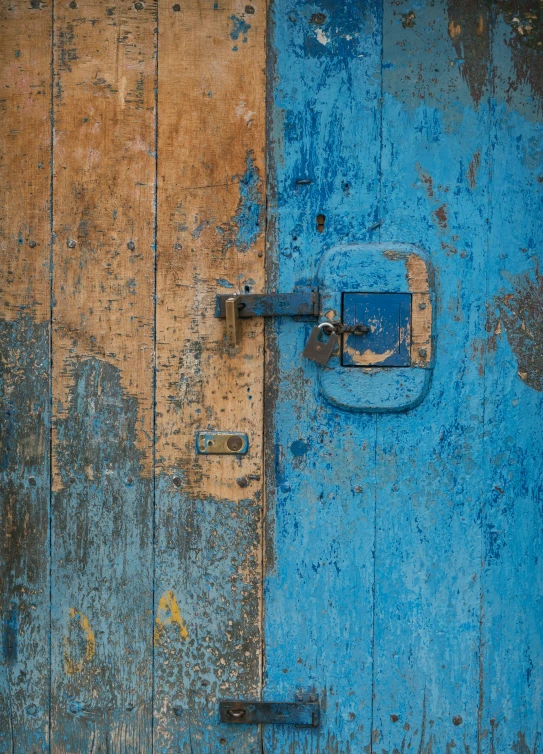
top-left (371, 4), bottom-right (385, 751)
top-left (478, 5), bottom-right (495, 752)
top-left (152, 2), bottom-right (159, 751)
top-left (48, 0), bottom-right (56, 749)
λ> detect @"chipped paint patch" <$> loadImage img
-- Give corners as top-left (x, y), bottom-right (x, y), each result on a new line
top-left (493, 267), bottom-right (543, 391)
top-left (218, 150), bottom-right (264, 254)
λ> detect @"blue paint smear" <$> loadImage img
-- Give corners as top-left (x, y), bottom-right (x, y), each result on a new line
top-left (229, 15), bottom-right (250, 43)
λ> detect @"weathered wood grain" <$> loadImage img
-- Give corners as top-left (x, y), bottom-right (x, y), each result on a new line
top-left (154, 1), bottom-right (266, 751)
top-left (481, 8), bottom-right (543, 751)
top-left (0, 1), bottom-right (52, 751)
top-left (373, 1), bottom-right (491, 750)
top-left (50, 2), bottom-right (156, 750)
top-left (265, 2), bottom-right (382, 752)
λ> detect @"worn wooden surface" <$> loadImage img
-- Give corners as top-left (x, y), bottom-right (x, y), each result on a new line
top-left (154, 0), bottom-right (266, 751)
top-left (0, 1), bottom-right (52, 751)
top-left (1, 1), bottom-right (542, 753)
top-left (50, 1), bottom-right (156, 751)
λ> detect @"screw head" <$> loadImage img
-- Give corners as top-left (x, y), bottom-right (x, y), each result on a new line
top-left (67, 239), bottom-right (76, 248)
top-left (418, 302), bottom-right (427, 310)
top-left (227, 435), bottom-right (244, 452)
top-left (174, 242), bottom-right (183, 250)
top-left (28, 240), bottom-right (37, 248)
top-left (245, 4), bottom-right (255, 12)
top-left (452, 715), bottom-right (463, 726)
top-left (69, 1), bottom-right (77, 7)
top-left (172, 2), bottom-right (181, 9)
top-left (418, 347), bottom-right (427, 358)
top-left (127, 241), bottom-right (135, 251)
top-left (172, 475), bottom-right (182, 488)
top-left (134, 1), bottom-right (144, 8)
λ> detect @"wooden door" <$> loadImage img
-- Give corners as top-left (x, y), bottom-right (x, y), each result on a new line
top-left (1, 2), bottom-right (542, 753)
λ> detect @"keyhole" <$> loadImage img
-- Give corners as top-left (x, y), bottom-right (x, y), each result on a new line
top-left (316, 214), bottom-right (326, 233)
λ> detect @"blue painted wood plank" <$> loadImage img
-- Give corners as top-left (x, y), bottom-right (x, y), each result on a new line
top-left (0, 320), bottom-right (50, 754)
top-left (373, 2), bottom-right (491, 750)
top-left (0, 2), bottom-right (52, 750)
top-left (481, 10), bottom-right (543, 751)
top-left (50, 3), bottom-right (157, 750)
top-left (265, 1), bottom-right (382, 751)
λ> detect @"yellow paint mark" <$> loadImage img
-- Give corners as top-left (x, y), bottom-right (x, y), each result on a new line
top-left (448, 20), bottom-right (461, 40)
top-left (155, 590), bottom-right (189, 643)
top-left (64, 608), bottom-right (95, 675)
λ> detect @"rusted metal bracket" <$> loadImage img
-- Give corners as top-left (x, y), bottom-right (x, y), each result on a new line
top-left (215, 288), bottom-right (319, 319)
top-left (219, 694), bottom-right (320, 727)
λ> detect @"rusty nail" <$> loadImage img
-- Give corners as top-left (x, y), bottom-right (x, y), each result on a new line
top-left (390, 714), bottom-right (399, 722)
top-left (452, 715), bottom-right (463, 726)
top-left (29, 476), bottom-right (36, 486)
top-left (126, 476), bottom-right (133, 484)
top-left (236, 476), bottom-right (249, 488)
top-left (172, 3), bottom-right (180, 9)
top-left (418, 302), bottom-right (427, 310)
top-left (418, 347), bottom-right (427, 358)
top-left (172, 475), bottom-right (182, 488)
top-left (67, 239), bottom-right (76, 248)
top-left (127, 241), bottom-right (135, 251)
top-left (69, 476), bottom-right (76, 483)
top-left (28, 240), bottom-right (37, 248)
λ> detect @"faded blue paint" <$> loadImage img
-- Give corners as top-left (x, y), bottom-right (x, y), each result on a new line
top-left (51, 358), bottom-right (153, 752)
top-left (0, 318), bottom-right (50, 753)
top-left (266, 2), bottom-right (542, 754)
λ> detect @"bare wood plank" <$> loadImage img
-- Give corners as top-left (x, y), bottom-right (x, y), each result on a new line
top-left (50, 2), bottom-right (156, 750)
top-left (0, 1), bottom-right (52, 751)
top-left (154, 1), bottom-right (266, 749)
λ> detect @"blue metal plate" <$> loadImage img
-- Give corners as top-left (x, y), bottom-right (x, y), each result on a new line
top-left (342, 292), bottom-right (411, 367)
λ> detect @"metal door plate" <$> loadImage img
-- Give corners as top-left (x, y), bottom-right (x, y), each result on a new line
top-left (196, 432), bottom-right (249, 455)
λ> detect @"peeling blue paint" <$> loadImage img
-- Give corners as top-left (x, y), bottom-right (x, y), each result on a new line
top-left (230, 150), bottom-right (264, 253)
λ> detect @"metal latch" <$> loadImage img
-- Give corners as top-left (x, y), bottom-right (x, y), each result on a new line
top-left (219, 693), bottom-right (320, 727)
top-left (216, 288), bottom-right (319, 345)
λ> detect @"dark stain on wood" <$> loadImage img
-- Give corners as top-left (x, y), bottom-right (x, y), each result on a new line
top-left (447, 0), bottom-right (490, 105)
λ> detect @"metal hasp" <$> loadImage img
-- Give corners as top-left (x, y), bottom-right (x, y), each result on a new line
top-left (216, 288), bottom-right (319, 319)
top-left (219, 694), bottom-right (320, 728)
